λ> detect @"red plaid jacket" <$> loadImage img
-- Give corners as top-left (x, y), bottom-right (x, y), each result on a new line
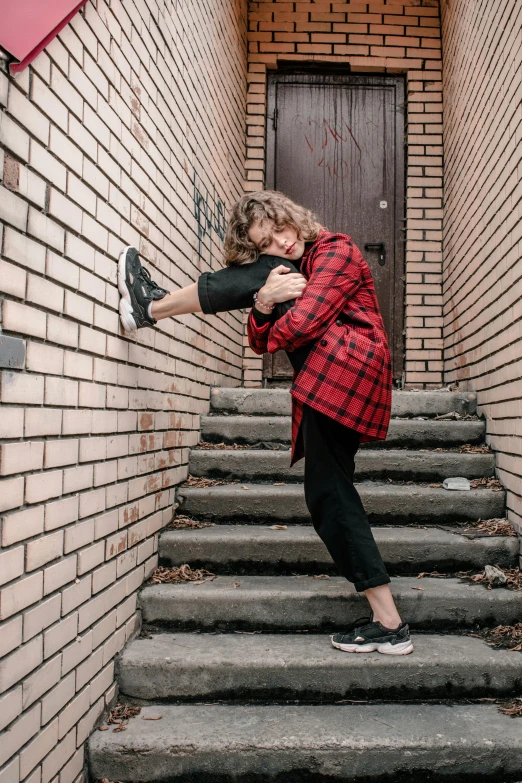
top-left (247, 230), bottom-right (392, 465)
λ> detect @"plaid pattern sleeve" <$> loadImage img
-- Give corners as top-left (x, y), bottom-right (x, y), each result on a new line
top-left (247, 311), bottom-right (272, 355)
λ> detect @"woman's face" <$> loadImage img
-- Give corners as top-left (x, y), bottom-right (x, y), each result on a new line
top-left (248, 220), bottom-right (306, 262)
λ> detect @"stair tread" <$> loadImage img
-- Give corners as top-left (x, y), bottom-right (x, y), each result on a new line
top-left (119, 632), bottom-right (521, 701)
top-left (89, 703), bottom-right (522, 780)
top-left (202, 415), bottom-right (483, 424)
top-left (177, 482), bottom-right (505, 524)
top-left (192, 447), bottom-right (492, 456)
top-left (161, 524), bottom-right (513, 544)
top-left (210, 387), bottom-right (478, 418)
top-left (178, 481), bottom-right (501, 494)
top-left (141, 573), bottom-right (517, 596)
top-left (159, 524), bottom-right (518, 572)
top-left (141, 575), bottom-right (521, 631)
top-left (121, 631), bottom-right (517, 670)
top-left (189, 448), bottom-right (496, 481)
top-left (201, 416), bottom-right (485, 444)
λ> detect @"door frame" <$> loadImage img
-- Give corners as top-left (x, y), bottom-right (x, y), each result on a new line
top-left (264, 67), bottom-right (406, 381)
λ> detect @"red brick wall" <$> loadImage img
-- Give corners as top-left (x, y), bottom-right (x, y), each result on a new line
top-left (441, 0), bottom-right (522, 530)
top-left (242, 0), bottom-right (444, 389)
top-left (0, 0), bottom-right (247, 778)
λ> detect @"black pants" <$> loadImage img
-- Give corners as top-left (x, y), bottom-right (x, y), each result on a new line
top-left (198, 253), bottom-right (312, 373)
top-left (198, 254), bottom-right (390, 592)
top-left (302, 405), bottom-right (390, 592)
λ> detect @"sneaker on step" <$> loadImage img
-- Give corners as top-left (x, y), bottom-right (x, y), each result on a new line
top-left (331, 614), bottom-right (413, 655)
top-left (118, 246), bottom-right (169, 332)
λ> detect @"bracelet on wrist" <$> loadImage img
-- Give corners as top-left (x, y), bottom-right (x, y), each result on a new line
top-left (253, 291), bottom-right (275, 311)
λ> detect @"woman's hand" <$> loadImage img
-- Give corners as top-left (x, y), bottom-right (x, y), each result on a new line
top-left (255, 265), bottom-right (307, 311)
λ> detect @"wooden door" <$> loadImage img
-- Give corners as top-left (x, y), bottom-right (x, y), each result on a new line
top-left (264, 70), bottom-right (405, 381)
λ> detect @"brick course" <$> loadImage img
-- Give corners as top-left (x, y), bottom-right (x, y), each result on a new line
top-left (440, 0), bottom-right (522, 532)
top-left (0, 0), bottom-right (247, 779)
top-left (243, 0), bottom-right (443, 388)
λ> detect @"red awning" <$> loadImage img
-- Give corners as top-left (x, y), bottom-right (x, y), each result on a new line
top-left (1, 0), bottom-right (88, 73)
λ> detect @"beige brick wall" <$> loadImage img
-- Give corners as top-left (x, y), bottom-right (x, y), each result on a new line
top-left (441, 0), bottom-right (522, 531)
top-left (243, 0), bottom-right (444, 389)
top-left (0, 0), bottom-right (247, 778)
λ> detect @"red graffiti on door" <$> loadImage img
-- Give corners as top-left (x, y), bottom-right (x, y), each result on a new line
top-left (303, 119), bottom-right (361, 179)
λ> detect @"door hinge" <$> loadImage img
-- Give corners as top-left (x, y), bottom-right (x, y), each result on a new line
top-left (269, 108), bottom-right (278, 130)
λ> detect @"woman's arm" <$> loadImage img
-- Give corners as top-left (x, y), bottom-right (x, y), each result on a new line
top-left (247, 234), bottom-right (362, 354)
top-left (246, 265), bottom-right (308, 355)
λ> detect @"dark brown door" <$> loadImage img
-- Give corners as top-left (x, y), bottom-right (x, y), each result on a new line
top-left (264, 70), bottom-right (405, 381)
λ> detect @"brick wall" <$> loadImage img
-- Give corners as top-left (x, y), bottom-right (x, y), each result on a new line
top-left (242, 0), bottom-right (444, 388)
top-left (441, 0), bottom-right (522, 530)
top-left (0, 0), bottom-right (247, 779)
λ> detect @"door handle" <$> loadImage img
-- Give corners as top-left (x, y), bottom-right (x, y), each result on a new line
top-left (364, 242), bottom-right (386, 266)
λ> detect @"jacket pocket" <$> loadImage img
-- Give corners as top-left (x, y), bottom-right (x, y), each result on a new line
top-left (344, 329), bottom-right (385, 366)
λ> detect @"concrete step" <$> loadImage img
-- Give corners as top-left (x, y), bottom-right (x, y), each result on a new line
top-left (119, 632), bottom-right (522, 702)
top-left (140, 575), bottom-right (521, 632)
top-left (89, 702), bottom-right (522, 781)
top-left (159, 525), bottom-right (518, 575)
top-left (177, 483), bottom-right (505, 524)
top-left (201, 415), bottom-right (486, 448)
top-left (210, 387), bottom-right (478, 418)
top-left (189, 448), bottom-right (495, 482)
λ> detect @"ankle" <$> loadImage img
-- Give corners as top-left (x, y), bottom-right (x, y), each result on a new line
top-left (373, 614), bottom-right (402, 630)
top-left (150, 298), bottom-right (166, 320)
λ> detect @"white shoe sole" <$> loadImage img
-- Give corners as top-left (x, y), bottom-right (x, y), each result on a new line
top-left (119, 298), bottom-right (137, 333)
top-left (331, 637), bottom-right (414, 655)
top-left (118, 246), bottom-right (137, 332)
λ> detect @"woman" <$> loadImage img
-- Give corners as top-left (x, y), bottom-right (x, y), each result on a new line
top-left (118, 190), bottom-right (413, 655)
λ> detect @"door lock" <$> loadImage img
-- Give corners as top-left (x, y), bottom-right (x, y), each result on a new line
top-left (364, 243), bottom-right (386, 266)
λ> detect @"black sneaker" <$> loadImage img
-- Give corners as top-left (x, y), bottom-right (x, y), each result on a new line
top-left (118, 246), bottom-right (169, 331)
top-left (331, 614), bottom-right (413, 655)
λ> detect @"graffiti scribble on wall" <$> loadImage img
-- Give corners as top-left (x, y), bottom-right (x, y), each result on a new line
top-left (194, 174), bottom-right (227, 267)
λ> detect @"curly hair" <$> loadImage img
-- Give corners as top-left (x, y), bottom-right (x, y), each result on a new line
top-left (223, 190), bottom-right (323, 266)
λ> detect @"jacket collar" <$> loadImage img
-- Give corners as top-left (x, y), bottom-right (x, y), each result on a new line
top-left (301, 227), bottom-right (328, 273)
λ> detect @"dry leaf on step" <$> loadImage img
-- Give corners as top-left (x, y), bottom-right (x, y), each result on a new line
top-left (269, 525), bottom-right (288, 530)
